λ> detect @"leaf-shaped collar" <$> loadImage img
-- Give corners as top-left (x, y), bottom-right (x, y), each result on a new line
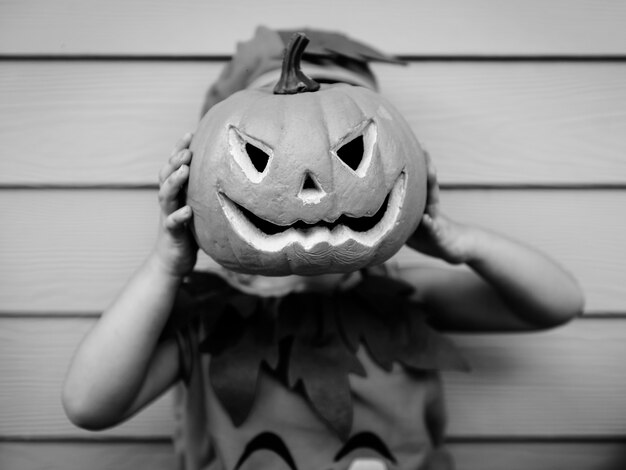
top-left (168, 271), bottom-right (468, 441)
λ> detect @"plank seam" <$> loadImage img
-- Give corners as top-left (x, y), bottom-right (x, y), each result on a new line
top-left (2, 435), bottom-right (626, 444)
top-left (449, 435), bottom-right (626, 444)
top-left (0, 312), bottom-right (621, 319)
top-left (1, 55), bottom-right (626, 62)
top-left (0, 436), bottom-right (173, 444)
top-left (402, 56), bottom-right (626, 63)
top-left (3, 184), bottom-right (626, 191)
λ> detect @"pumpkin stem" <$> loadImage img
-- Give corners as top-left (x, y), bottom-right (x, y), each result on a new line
top-left (273, 33), bottom-right (320, 95)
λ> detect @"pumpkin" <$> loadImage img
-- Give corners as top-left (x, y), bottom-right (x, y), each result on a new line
top-left (187, 34), bottom-right (428, 276)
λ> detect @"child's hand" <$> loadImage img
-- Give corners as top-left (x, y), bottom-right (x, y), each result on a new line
top-left (406, 152), bottom-right (475, 265)
top-left (152, 133), bottom-right (198, 277)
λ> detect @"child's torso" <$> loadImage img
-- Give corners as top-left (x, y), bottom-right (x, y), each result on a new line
top-left (171, 269), bottom-right (457, 470)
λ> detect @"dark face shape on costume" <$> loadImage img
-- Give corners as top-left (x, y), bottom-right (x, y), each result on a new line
top-left (235, 431), bottom-right (396, 470)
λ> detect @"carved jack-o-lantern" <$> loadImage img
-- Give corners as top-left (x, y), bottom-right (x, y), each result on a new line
top-left (188, 34), bottom-right (428, 275)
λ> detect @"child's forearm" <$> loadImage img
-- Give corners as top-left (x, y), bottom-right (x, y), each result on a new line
top-left (63, 135), bottom-right (197, 429)
top-left (62, 252), bottom-right (182, 429)
top-left (406, 154), bottom-right (583, 331)
top-left (464, 226), bottom-right (584, 328)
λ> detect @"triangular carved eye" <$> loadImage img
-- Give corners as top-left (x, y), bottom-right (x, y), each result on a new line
top-left (245, 143), bottom-right (270, 173)
top-left (334, 120), bottom-right (376, 177)
top-left (337, 135), bottom-right (364, 172)
top-left (229, 126), bottom-right (272, 182)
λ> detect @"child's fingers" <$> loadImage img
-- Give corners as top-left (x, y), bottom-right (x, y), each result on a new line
top-left (423, 151), bottom-right (441, 215)
top-left (158, 164), bottom-right (189, 215)
top-left (421, 213), bottom-right (433, 228)
top-left (425, 153), bottom-right (439, 190)
top-left (158, 132), bottom-right (193, 184)
top-left (164, 205), bottom-right (193, 232)
top-left (170, 132), bottom-right (193, 157)
top-left (159, 148), bottom-right (192, 184)
top-left (427, 175), bottom-right (440, 209)
top-left (420, 213), bottom-right (438, 236)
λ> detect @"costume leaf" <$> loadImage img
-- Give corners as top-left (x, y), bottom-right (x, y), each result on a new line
top-left (160, 272), bottom-right (232, 341)
top-left (278, 29), bottom-right (405, 64)
top-left (335, 293), bottom-right (397, 371)
top-left (398, 313), bottom-right (470, 372)
top-left (200, 299), bottom-right (279, 426)
top-left (280, 298), bottom-right (365, 440)
top-left (340, 274), bottom-right (469, 372)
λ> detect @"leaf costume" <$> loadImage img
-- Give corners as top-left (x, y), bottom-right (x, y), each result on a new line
top-left (166, 269), bottom-right (467, 470)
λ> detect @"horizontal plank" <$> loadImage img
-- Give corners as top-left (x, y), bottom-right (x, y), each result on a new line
top-left (445, 320), bottom-right (626, 437)
top-left (1, 0), bottom-right (625, 56)
top-left (0, 189), bottom-right (623, 313)
top-left (0, 442), bottom-right (176, 470)
top-left (0, 317), bottom-right (174, 438)
top-left (1, 317), bottom-right (625, 438)
top-left (450, 442), bottom-right (626, 470)
top-left (2, 61), bottom-right (626, 186)
top-left (2, 441), bottom-right (626, 470)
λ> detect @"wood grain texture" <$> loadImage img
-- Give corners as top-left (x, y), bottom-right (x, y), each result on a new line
top-left (2, 441), bottom-right (626, 470)
top-left (0, 317), bottom-right (174, 438)
top-left (0, 189), bottom-right (622, 313)
top-left (1, 317), bottom-right (624, 438)
top-left (450, 442), bottom-right (626, 470)
top-left (1, 0), bottom-right (625, 56)
top-left (0, 442), bottom-right (177, 470)
top-left (1, 62), bottom-right (625, 186)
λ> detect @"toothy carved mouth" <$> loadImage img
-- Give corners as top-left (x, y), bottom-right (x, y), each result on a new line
top-left (219, 173), bottom-right (407, 252)
top-left (236, 195), bottom-right (389, 235)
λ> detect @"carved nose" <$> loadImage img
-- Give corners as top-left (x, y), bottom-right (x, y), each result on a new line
top-left (297, 172), bottom-right (326, 204)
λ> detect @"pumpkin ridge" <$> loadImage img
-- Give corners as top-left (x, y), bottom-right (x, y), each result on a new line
top-left (234, 92), bottom-right (276, 141)
top-left (323, 87), bottom-right (374, 161)
top-left (312, 89), bottom-right (332, 165)
top-left (282, 92), bottom-right (333, 193)
top-left (250, 93), bottom-right (291, 157)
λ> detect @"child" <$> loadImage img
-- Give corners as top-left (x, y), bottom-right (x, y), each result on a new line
top-left (62, 28), bottom-right (584, 470)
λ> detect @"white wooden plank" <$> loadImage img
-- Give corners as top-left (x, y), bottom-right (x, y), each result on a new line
top-left (450, 442), bottom-right (626, 470)
top-left (1, 0), bottom-right (625, 56)
top-left (380, 62), bottom-right (626, 186)
top-left (1, 441), bottom-right (625, 470)
top-left (0, 189), bottom-right (622, 313)
top-left (446, 320), bottom-right (626, 437)
top-left (0, 442), bottom-right (176, 470)
top-left (0, 317), bottom-right (624, 438)
top-left (0, 318), bottom-right (174, 438)
top-left (0, 62), bottom-right (208, 186)
top-left (1, 62), bottom-right (625, 186)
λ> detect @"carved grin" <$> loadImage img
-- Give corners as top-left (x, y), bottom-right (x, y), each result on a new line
top-left (234, 194), bottom-right (389, 235)
top-left (219, 172), bottom-right (407, 252)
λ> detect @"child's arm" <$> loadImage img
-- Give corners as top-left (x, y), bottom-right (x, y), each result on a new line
top-left (62, 134), bottom-right (197, 430)
top-left (402, 153), bottom-right (584, 332)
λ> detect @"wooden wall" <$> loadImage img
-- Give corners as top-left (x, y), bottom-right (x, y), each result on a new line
top-left (1, 1), bottom-right (626, 468)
